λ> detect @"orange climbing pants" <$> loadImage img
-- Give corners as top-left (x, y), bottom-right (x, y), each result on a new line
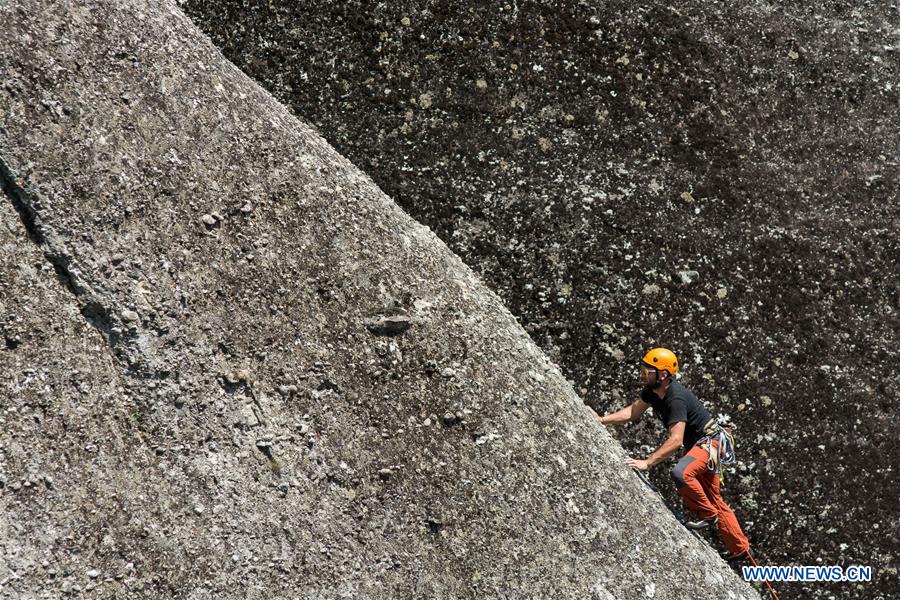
top-left (672, 439), bottom-right (750, 557)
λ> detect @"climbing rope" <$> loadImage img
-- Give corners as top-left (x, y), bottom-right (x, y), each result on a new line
top-left (745, 549), bottom-right (781, 600)
top-left (698, 418), bottom-right (736, 486)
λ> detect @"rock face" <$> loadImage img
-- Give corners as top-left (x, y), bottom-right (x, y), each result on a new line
top-left (0, 1), bottom-right (758, 598)
top-left (181, 1), bottom-right (900, 598)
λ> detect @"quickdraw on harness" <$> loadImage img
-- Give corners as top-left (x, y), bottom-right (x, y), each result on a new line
top-left (697, 418), bottom-right (736, 486)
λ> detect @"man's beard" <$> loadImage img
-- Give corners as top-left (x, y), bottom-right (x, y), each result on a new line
top-left (643, 378), bottom-right (663, 392)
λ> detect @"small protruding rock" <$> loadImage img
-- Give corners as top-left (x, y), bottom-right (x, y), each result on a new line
top-left (121, 310), bottom-right (139, 323)
top-left (365, 314), bottom-right (411, 336)
top-left (378, 468), bottom-right (393, 480)
top-left (87, 569), bottom-right (100, 579)
top-left (200, 214), bottom-right (216, 227)
top-left (224, 369), bottom-right (251, 384)
top-left (277, 384), bottom-right (298, 396)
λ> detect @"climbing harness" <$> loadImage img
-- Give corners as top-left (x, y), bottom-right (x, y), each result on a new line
top-left (697, 418), bottom-right (736, 486)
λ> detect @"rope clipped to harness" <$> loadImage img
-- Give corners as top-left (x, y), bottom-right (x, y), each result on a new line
top-left (699, 418), bottom-right (736, 486)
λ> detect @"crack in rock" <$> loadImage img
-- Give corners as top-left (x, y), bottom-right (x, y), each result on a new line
top-left (0, 154), bottom-right (150, 381)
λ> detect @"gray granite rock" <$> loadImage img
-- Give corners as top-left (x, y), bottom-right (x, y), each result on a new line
top-left (0, 1), bottom-right (758, 598)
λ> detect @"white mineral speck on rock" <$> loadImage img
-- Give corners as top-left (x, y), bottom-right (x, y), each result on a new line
top-left (677, 270), bottom-right (699, 285)
top-left (642, 283), bottom-right (660, 296)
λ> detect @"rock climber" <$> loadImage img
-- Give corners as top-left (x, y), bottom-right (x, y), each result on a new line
top-left (587, 347), bottom-right (751, 561)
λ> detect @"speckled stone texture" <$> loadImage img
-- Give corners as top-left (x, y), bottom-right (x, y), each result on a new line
top-left (180, 1), bottom-right (900, 598)
top-left (0, 1), bottom-right (759, 598)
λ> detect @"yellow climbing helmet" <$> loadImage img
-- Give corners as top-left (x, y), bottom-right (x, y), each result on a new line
top-left (642, 347), bottom-right (679, 376)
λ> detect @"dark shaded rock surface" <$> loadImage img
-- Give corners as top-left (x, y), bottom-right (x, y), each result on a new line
top-left (1, 0), bottom-right (758, 597)
top-left (181, 1), bottom-right (900, 598)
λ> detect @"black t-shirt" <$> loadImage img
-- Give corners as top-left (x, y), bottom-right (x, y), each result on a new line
top-left (640, 380), bottom-right (713, 448)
